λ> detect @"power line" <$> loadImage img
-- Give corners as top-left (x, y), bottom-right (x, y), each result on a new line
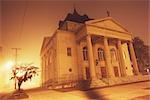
top-left (18, 1), bottom-right (28, 42)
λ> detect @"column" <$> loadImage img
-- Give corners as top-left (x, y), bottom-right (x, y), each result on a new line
top-left (92, 43), bottom-right (99, 78)
top-left (42, 57), bottom-right (44, 86)
top-left (117, 40), bottom-right (127, 76)
top-left (43, 56), bottom-right (46, 86)
top-left (45, 55), bottom-right (48, 83)
top-left (104, 37), bottom-right (114, 78)
top-left (86, 35), bottom-right (97, 80)
top-left (128, 42), bottom-right (140, 75)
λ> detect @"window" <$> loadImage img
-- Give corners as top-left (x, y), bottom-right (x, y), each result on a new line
top-left (83, 47), bottom-right (88, 60)
top-left (110, 48), bottom-right (117, 61)
top-left (67, 48), bottom-right (72, 56)
top-left (97, 48), bottom-right (105, 61)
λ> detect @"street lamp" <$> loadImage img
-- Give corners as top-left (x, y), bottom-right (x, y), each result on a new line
top-left (5, 61), bottom-right (14, 70)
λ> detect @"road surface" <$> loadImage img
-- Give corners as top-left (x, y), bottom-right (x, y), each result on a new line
top-left (1, 81), bottom-right (150, 100)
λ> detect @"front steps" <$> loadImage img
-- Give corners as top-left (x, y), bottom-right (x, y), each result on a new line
top-left (101, 74), bottom-right (150, 86)
top-left (90, 79), bottom-right (107, 88)
top-left (46, 75), bottom-right (150, 90)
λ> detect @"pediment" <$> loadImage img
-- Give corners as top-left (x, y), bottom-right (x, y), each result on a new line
top-left (86, 17), bottom-right (129, 33)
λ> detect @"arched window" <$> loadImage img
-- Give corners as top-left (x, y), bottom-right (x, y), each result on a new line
top-left (110, 48), bottom-right (117, 61)
top-left (83, 47), bottom-right (88, 60)
top-left (97, 48), bottom-right (105, 61)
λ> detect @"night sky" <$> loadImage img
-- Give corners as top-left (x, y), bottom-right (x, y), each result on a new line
top-left (1, 0), bottom-right (149, 67)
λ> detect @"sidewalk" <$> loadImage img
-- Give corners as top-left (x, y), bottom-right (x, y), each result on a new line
top-left (1, 81), bottom-right (150, 100)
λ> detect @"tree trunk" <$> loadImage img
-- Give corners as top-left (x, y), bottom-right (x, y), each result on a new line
top-left (18, 80), bottom-right (22, 91)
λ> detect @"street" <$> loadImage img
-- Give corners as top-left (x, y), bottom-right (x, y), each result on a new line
top-left (1, 81), bottom-right (150, 100)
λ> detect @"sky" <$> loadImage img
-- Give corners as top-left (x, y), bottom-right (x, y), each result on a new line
top-left (0, 0), bottom-right (149, 91)
top-left (1, 0), bottom-right (149, 65)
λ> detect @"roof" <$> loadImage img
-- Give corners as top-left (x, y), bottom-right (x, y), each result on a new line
top-left (59, 9), bottom-right (93, 28)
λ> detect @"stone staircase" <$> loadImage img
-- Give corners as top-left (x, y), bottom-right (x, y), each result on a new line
top-left (90, 79), bottom-right (107, 88)
top-left (47, 75), bottom-right (150, 90)
top-left (101, 75), bottom-right (150, 86)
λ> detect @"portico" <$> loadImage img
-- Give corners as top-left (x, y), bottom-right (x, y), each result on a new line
top-left (76, 17), bottom-right (140, 83)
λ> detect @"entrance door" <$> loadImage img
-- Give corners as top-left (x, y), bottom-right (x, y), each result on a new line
top-left (101, 67), bottom-right (107, 78)
top-left (85, 67), bottom-right (90, 79)
top-left (114, 66), bottom-right (119, 77)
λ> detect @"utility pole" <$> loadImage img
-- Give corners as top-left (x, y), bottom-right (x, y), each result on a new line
top-left (12, 48), bottom-right (21, 89)
top-left (12, 48), bottom-right (21, 65)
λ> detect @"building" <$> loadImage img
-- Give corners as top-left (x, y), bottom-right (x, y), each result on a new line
top-left (41, 9), bottom-right (148, 89)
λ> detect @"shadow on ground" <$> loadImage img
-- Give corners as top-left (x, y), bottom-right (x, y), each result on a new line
top-left (56, 80), bottom-right (108, 100)
top-left (77, 80), bottom-right (107, 100)
top-left (131, 95), bottom-right (150, 100)
top-left (83, 89), bottom-right (107, 100)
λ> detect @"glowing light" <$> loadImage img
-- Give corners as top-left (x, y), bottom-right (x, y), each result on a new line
top-left (4, 61), bottom-right (14, 70)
